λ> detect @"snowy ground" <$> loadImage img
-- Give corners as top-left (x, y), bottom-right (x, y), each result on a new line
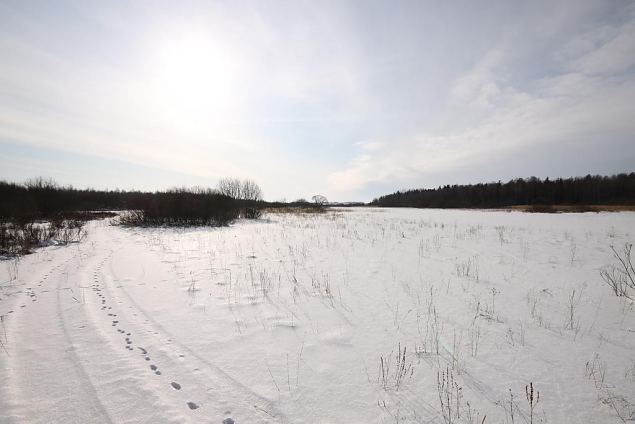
top-left (1, 208), bottom-right (634, 423)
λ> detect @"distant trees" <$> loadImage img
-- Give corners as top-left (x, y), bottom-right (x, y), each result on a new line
top-left (217, 178), bottom-right (242, 199)
top-left (216, 178), bottom-right (264, 218)
top-left (311, 195), bottom-right (328, 208)
top-left (121, 187), bottom-right (238, 226)
top-left (0, 178), bottom-right (129, 223)
top-left (371, 173), bottom-right (635, 209)
top-left (217, 178), bottom-right (263, 202)
top-left (241, 180), bottom-right (263, 202)
top-left (217, 178), bottom-right (262, 201)
top-left (0, 176), bottom-right (265, 230)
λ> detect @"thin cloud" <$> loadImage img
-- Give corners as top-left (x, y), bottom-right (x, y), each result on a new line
top-left (327, 7), bottom-right (635, 198)
top-left (1, 1), bottom-right (634, 201)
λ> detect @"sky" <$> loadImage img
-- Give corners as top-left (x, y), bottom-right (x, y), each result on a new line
top-left (1, 0), bottom-right (634, 202)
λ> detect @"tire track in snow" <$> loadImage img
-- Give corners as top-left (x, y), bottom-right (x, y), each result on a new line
top-left (104, 246), bottom-right (286, 423)
top-left (3, 246), bottom-right (115, 423)
top-left (79, 247), bottom-right (188, 423)
top-left (55, 261), bottom-right (116, 424)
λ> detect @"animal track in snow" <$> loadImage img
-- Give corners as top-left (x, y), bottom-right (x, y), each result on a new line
top-left (170, 382), bottom-right (181, 390)
top-left (186, 402), bottom-right (199, 410)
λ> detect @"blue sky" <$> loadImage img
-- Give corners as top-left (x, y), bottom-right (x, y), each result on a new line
top-left (1, 0), bottom-right (634, 201)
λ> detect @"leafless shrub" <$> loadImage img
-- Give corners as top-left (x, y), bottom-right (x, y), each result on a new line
top-left (585, 353), bottom-right (634, 422)
top-left (601, 392), bottom-right (634, 423)
top-left (585, 353), bottom-right (606, 389)
top-left (465, 402), bottom-right (486, 424)
top-left (436, 367), bottom-right (487, 424)
top-left (438, 367), bottom-right (460, 424)
top-left (417, 305), bottom-right (443, 356)
top-left (1, 218), bottom-right (85, 255)
top-left (600, 243), bottom-right (634, 300)
top-left (495, 226), bottom-right (507, 245)
top-left (455, 256), bottom-right (479, 281)
top-left (378, 343), bottom-right (414, 391)
top-left (56, 220), bottom-right (86, 244)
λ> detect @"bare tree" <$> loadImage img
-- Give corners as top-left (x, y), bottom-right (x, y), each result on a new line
top-left (312, 195), bottom-right (328, 207)
top-left (25, 176), bottom-right (58, 190)
top-left (216, 178), bottom-right (263, 219)
top-left (241, 179), bottom-right (263, 201)
top-left (217, 178), bottom-right (242, 199)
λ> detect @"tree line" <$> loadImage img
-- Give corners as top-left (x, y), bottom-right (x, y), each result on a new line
top-left (0, 177), bottom-right (267, 254)
top-left (371, 173), bottom-right (635, 209)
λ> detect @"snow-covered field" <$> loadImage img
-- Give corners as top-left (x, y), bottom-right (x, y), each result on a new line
top-left (1, 208), bottom-right (634, 423)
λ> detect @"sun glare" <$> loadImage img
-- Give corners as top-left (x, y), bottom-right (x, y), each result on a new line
top-left (154, 34), bottom-right (237, 131)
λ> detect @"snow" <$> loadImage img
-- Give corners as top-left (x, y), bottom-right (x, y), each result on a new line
top-left (1, 208), bottom-right (634, 423)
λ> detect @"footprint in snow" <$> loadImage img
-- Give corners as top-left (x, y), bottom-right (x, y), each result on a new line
top-left (186, 402), bottom-right (199, 410)
top-left (150, 364), bottom-right (157, 371)
top-left (223, 418), bottom-right (235, 424)
top-left (138, 347), bottom-right (147, 354)
top-left (170, 382), bottom-right (181, 390)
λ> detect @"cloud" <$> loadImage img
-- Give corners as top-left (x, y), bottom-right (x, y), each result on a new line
top-left (574, 20), bottom-right (635, 75)
top-left (449, 50), bottom-right (504, 111)
top-left (2, 1), bottom-right (634, 201)
top-left (327, 11), bottom-right (635, 197)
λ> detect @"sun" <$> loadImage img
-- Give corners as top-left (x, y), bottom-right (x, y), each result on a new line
top-left (154, 34), bottom-right (237, 131)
